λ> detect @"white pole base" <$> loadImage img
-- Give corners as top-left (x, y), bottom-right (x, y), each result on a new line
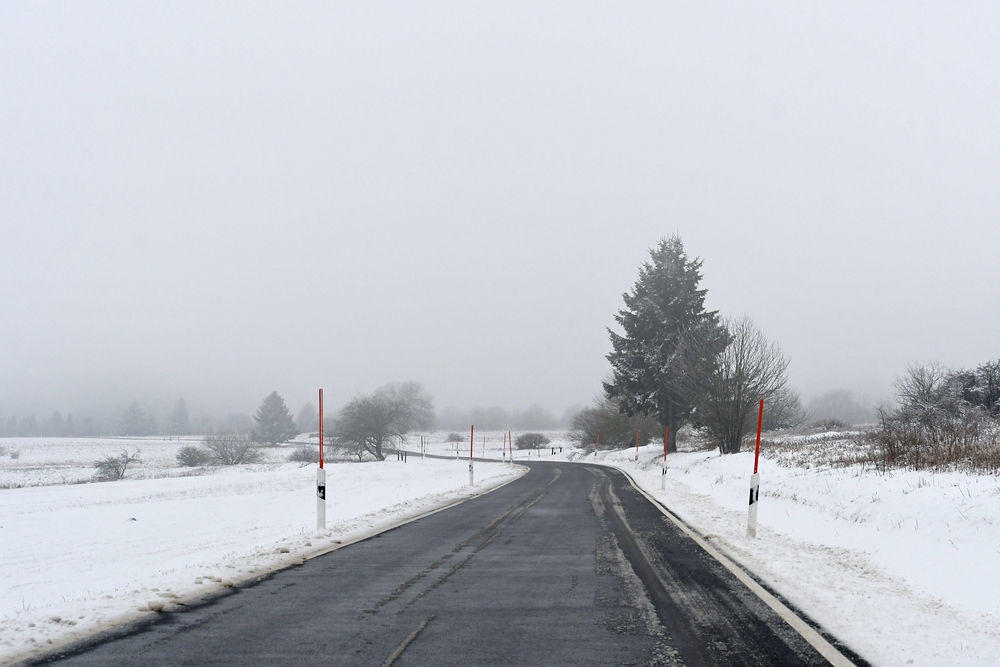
top-left (317, 467), bottom-right (327, 530)
top-left (468, 460), bottom-right (474, 486)
top-left (746, 472), bottom-right (760, 538)
top-left (661, 467), bottom-right (666, 490)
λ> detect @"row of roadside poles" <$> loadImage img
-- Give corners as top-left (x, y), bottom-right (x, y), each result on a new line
top-left (590, 398), bottom-right (767, 540)
top-left (314, 386), bottom-right (517, 530)
top-left (315, 386), bottom-right (765, 540)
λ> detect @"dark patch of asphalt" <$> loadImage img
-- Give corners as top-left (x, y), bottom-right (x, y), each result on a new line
top-left (28, 461), bottom-right (870, 667)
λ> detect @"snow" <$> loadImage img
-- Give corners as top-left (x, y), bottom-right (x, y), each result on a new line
top-left (0, 438), bottom-right (522, 665)
top-left (4, 431), bottom-right (999, 666)
top-left (561, 436), bottom-right (1000, 667)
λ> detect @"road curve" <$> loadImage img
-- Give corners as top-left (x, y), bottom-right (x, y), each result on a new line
top-left (28, 461), bottom-right (868, 667)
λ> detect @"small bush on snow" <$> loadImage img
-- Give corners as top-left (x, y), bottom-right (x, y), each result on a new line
top-left (515, 433), bottom-right (551, 450)
top-left (93, 449), bottom-right (142, 481)
top-left (176, 445), bottom-right (211, 467)
top-left (202, 433), bottom-right (262, 465)
top-left (287, 445), bottom-right (317, 463)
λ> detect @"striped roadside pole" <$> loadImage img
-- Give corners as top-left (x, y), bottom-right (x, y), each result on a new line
top-left (747, 399), bottom-right (765, 538)
top-left (317, 388), bottom-right (326, 531)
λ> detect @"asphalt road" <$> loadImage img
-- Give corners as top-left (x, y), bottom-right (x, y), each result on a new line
top-left (31, 460), bottom-right (868, 667)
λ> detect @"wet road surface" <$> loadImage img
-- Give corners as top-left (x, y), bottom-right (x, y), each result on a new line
top-left (30, 461), bottom-right (867, 666)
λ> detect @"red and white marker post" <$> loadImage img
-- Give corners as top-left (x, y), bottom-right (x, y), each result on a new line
top-left (468, 425), bottom-right (475, 486)
top-left (747, 399), bottom-right (765, 538)
top-left (635, 430), bottom-right (640, 462)
top-left (595, 433), bottom-right (599, 459)
top-left (317, 388), bottom-right (326, 531)
top-left (661, 427), bottom-right (669, 490)
top-left (508, 431), bottom-right (513, 464)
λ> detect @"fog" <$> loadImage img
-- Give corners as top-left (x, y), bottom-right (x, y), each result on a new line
top-left (2, 3), bottom-right (998, 428)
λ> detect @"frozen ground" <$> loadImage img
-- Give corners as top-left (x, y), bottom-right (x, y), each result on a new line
top-left (4, 431), bottom-right (998, 666)
top-left (526, 432), bottom-right (1000, 667)
top-left (0, 437), bottom-right (235, 488)
top-left (0, 438), bottom-right (521, 666)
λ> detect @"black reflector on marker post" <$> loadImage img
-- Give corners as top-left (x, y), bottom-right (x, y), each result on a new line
top-left (661, 427), bottom-right (669, 491)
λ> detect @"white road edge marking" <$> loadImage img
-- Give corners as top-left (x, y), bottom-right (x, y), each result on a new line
top-left (615, 467), bottom-right (858, 667)
top-left (305, 464), bottom-right (529, 561)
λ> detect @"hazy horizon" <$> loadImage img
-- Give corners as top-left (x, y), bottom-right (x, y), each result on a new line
top-left (3, 3), bottom-right (997, 427)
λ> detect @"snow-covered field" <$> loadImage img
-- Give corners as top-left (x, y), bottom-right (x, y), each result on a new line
top-left (4, 431), bottom-right (998, 666)
top-left (0, 437), bottom-right (218, 488)
top-left (0, 438), bottom-right (522, 665)
top-left (549, 433), bottom-right (1000, 667)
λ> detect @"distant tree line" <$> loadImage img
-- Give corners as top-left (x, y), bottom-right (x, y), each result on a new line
top-left (0, 395), bottom-right (282, 440)
top-left (435, 404), bottom-right (569, 431)
top-left (0, 410), bottom-right (104, 437)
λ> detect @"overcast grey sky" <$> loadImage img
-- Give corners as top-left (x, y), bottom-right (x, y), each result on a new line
top-left (2, 2), bottom-right (998, 420)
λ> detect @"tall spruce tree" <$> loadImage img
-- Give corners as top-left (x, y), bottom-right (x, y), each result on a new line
top-left (604, 235), bottom-right (720, 453)
top-left (253, 391), bottom-right (298, 445)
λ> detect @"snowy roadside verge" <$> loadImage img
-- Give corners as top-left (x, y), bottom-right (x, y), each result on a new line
top-left (589, 445), bottom-right (1000, 667)
top-left (0, 458), bottom-right (524, 666)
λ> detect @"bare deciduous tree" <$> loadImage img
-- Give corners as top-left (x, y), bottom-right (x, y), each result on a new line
top-left (332, 382), bottom-right (435, 461)
top-left (672, 317), bottom-right (790, 454)
top-left (762, 385), bottom-right (807, 431)
top-left (202, 433), bottom-right (262, 465)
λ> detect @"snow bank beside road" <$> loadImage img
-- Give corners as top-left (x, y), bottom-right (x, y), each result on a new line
top-left (590, 444), bottom-right (1000, 667)
top-left (0, 456), bottom-right (521, 665)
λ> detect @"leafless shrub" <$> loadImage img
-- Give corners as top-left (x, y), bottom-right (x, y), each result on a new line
top-left (568, 395), bottom-right (659, 452)
top-left (202, 433), bottom-right (262, 465)
top-left (515, 433), bottom-right (550, 450)
top-left (9, 449), bottom-right (21, 459)
top-left (94, 449), bottom-right (142, 481)
top-left (858, 362), bottom-right (1000, 473)
top-left (287, 445), bottom-right (317, 463)
top-left (863, 407), bottom-right (1000, 473)
top-left (176, 445), bottom-right (211, 467)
